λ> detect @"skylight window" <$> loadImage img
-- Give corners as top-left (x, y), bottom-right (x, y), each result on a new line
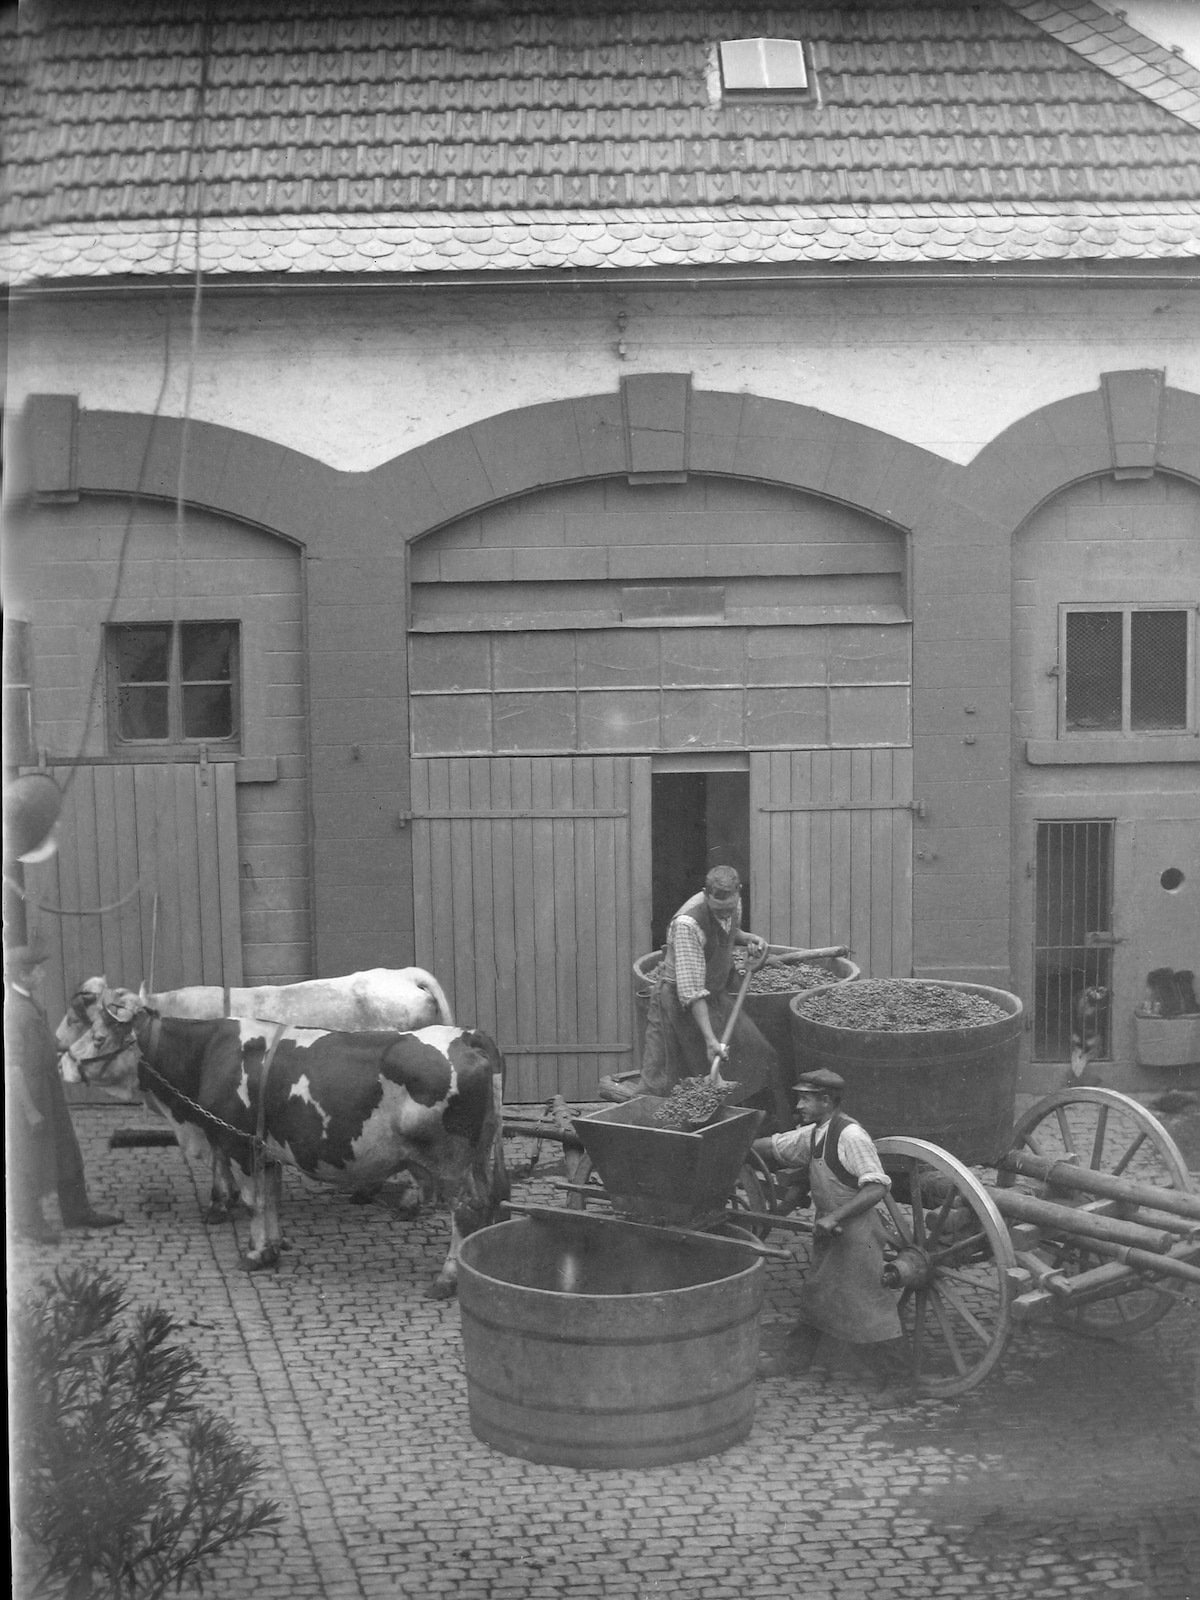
top-left (719, 37), bottom-right (808, 94)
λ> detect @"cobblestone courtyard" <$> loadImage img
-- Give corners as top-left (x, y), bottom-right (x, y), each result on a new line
top-left (10, 1097), bottom-right (1200, 1600)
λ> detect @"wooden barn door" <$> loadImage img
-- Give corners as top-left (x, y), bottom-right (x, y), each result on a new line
top-left (750, 749), bottom-right (913, 978)
top-left (410, 755), bottom-right (642, 1102)
top-left (26, 761), bottom-right (243, 1022)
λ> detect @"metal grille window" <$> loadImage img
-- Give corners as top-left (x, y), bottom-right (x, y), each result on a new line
top-left (108, 622), bottom-right (240, 748)
top-left (1062, 605), bottom-right (1192, 734)
top-left (1033, 820), bottom-right (1114, 1063)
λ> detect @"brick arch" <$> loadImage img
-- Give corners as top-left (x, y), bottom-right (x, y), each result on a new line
top-left (42, 384), bottom-right (955, 553)
top-left (957, 377), bottom-right (1200, 533)
top-left (378, 381), bottom-right (951, 542)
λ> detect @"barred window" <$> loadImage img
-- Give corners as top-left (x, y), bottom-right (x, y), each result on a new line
top-left (108, 622), bottom-right (240, 749)
top-left (1062, 606), bottom-right (1192, 735)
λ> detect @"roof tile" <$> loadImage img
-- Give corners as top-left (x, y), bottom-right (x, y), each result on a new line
top-left (4, 1), bottom-right (1200, 274)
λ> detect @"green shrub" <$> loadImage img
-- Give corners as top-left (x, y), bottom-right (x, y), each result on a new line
top-left (12, 1267), bottom-right (281, 1599)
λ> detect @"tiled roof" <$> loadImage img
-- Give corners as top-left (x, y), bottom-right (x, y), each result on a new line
top-left (1008, 1), bottom-right (1200, 131)
top-left (7, 203), bottom-right (1199, 286)
top-left (4, 1), bottom-right (1200, 281)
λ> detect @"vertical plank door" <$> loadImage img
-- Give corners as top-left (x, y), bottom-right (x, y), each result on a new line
top-left (749, 748), bottom-right (913, 977)
top-left (411, 755), bottom-right (642, 1102)
top-left (25, 762), bottom-right (244, 1024)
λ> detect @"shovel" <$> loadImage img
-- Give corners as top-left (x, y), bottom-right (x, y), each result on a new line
top-left (707, 942), bottom-right (770, 1088)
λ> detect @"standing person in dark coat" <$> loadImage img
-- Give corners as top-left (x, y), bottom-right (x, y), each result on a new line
top-left (5, 939), bottom-right (123, 1244)
top-left (601, 865), bottom-right (791, 1128)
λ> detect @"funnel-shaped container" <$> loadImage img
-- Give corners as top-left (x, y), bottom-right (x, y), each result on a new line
top-left (572, 1096), bottom-right (763, 1226)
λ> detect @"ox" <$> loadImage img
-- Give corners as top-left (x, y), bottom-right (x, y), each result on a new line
top-left (58, 968), bottom-right (455, 1221)
top-left (88, 1010), bottom-right (508, 1295)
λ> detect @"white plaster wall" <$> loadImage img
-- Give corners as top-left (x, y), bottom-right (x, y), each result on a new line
top-left (8, 278), bottom-right (1199, 472)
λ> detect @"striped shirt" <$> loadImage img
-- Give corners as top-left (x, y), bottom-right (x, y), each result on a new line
top-left (770, 1116), bottom-right (891, 1191)
top-left (667, 900), bottom-right (740, 1007)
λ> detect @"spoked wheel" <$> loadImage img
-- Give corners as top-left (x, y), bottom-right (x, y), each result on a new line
top-left (729, 1150), bottom-right (782, 1241)
top-left (997, 1088), bottom-right (1190, 1339)
top-left (876, 1136), bottom-right (1018, 1397)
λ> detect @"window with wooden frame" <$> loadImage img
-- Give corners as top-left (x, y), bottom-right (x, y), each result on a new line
top-left (107, 621), bottom-right (240, 750)
top-left (1060, 604), bottom-right (1194, 736)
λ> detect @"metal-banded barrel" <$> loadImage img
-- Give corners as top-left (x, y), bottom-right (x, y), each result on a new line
top-left (789, 979), bottom-right (1024, 1166)
top-left (457, 1212), bottom-right (764, 1469)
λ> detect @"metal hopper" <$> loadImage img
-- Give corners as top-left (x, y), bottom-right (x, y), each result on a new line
top-left (571, 1097), bottom-right (764, 1227)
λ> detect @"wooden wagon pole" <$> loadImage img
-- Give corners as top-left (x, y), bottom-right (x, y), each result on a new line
top-left (996, 1148), bottom-right (1200, 1222)
top-left (985, 1186), bottom-right (1178, 1254)
top-left (1039, 1234), bottom-right (1200, 1289)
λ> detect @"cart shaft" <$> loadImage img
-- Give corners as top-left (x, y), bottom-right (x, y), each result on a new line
top-left (986, 1185), bottom-right (1177, 1253)
top-left (996, 1149), bottom-right (1200, 1221)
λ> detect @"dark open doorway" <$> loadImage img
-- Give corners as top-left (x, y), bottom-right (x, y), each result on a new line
top-left (650, 770), bottom-right (751, 947)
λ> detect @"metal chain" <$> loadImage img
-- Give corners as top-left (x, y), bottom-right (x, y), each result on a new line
top-left (135, 1051), bottom-right (298, 1169)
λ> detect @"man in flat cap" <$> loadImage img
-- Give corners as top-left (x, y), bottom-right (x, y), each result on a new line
top-left (5, 938), bottom-right (122, 1244)
top-left (753, 1068), bottom-right (907, 1391)
top-left (602, 864), bottom-right (791, 1127)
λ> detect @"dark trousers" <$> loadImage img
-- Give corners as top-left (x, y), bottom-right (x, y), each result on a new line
top-left (637, 982), bottom-right (792, 1130)
top-left (8, 1064), bottom-right (90, 1228)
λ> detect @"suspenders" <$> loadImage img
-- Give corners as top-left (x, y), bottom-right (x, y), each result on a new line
top-left (813, 1110), bottom-right (860, 1190)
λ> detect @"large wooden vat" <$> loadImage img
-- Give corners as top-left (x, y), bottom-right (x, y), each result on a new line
top-left (788, 979), bottom-right (1024, 1165)
top-left (458, 1212), bottom-right (763, 1468)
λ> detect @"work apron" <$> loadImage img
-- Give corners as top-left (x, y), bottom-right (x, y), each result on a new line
top-left (795, 1150), bottom-right (902, 1346)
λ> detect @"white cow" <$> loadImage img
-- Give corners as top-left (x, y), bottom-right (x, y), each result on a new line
top-left (58, 967), bottom-right (455, 1222)
top-left (139, 967), bottom-right (454, 1031)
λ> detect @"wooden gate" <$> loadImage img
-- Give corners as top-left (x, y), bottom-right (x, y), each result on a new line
top-left (25, 762), bottom-right (243, 1022)
top-left (749, 748), bottom-right (914, 978)
top-left (410, 755), bottom-right (640, 1102)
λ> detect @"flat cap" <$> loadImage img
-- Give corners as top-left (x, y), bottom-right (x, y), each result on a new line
top-left (794, 1068), bottom-right (845, 1096)
top-left (4, 938), bottom-right (51, 974)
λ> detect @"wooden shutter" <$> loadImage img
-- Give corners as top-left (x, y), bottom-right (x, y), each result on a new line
top-left (410, 755), bottom-right (641, 1102)
top-left (749, 748), bottom-right (913, 978)
top-left (27, 762), bottom-right (243, 1022)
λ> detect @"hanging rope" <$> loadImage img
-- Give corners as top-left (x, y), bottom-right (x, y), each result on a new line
top-left (148, 890), bottom-right (159, 994)
top-left (3, 870), bottom-right (151, 917)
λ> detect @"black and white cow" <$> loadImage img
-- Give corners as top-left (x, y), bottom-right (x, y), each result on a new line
top-left (85, 1010), bottom-right (509, 1295)
top-left (58, 968), bottom-right (455, 1222)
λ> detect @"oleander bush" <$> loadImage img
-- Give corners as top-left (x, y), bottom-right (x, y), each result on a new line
top-left (11, 1267), bottom-right (281, 1600)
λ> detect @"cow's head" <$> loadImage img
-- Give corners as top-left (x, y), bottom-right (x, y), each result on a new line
top-left (447, 1029), bottom-right (510, 1232)
top-left (56, 976), bottom-right (109, 1057)
top-left (59, 985), bottom-right (146, 1099)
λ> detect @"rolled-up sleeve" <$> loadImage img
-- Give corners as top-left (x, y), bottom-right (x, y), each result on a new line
top-left (769, 1125), bottom-right (813, 1167)
top-left (670, 917), bottom-right (710, 1006)
top-left (838, 1123), bottom-right (891, 1190)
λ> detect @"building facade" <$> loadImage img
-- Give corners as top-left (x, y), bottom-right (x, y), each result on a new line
top-left (4, 0), bottom-right (1199, 1096)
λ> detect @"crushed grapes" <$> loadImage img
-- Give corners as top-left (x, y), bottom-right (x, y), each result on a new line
top-left (791, 978), bottom-right (1007, 1031)
top-left (653, 1077), bottom-right (742, 1130)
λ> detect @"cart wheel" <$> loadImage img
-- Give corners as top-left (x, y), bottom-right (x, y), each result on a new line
top-left (875, 1136), bottom-right (1018, 1398)
top-left (998, 1088), bottom-right (1189, 1339)
top-left (728, 1150), bottom-right (776, 1240)
top-left (564, 1153), bottom-right (606, 1211)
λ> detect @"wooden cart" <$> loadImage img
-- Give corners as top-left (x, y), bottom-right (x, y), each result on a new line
top-left (507, 1067), bottom-right (1199, 1398)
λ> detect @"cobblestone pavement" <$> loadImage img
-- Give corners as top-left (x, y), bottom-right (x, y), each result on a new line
top-left (9, 1098), bottom-right (1200, 1600)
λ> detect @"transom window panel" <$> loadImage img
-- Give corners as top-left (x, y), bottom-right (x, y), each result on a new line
top-left (1062, 606), bottom-right (1193, 735)
top-left (410, 625), bottom-right (911, 756)
top-left (108, 622), bottom-right (240, 749)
